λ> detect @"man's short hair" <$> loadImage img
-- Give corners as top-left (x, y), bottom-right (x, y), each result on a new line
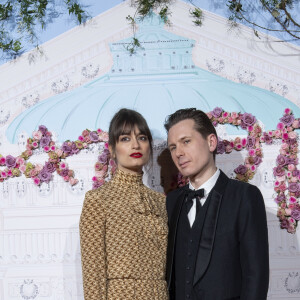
top-left (164, 108), bottom-right (218, 158)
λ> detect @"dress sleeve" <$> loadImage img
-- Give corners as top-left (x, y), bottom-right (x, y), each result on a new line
top-left (79, 190), bottom-right (107, 300)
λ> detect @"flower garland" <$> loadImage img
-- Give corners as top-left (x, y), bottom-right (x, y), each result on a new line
top-left (0, 108), bottom-right (299, 233)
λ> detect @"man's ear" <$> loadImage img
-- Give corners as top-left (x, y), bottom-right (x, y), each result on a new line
top-left (208, 134), bottom-right (218, 153)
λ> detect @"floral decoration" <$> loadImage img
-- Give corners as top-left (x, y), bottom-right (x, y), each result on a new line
top-left (0, 108), bottom-right (299, 233)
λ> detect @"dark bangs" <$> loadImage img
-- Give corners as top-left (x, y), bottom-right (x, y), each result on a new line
top-left (109, 108), bottom-right (153, 154)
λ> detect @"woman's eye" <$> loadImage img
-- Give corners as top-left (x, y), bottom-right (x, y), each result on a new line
top-left (169, 146), bottom-right (175, 152)
top-left (120, 136), bottom-right (130, 142)
top-left (139, 135), bottom-right (148, 141)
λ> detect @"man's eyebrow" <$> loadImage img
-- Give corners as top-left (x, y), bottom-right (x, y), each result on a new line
top-left (167, 136), bottom-right (191, 148)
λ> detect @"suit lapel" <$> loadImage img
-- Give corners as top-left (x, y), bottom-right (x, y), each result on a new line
top-left (166, 187), bottom-right (187, 288)
top-left (193, 171), bottom-right (229, 285)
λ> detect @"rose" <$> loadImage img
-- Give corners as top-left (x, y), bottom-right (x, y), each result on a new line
top-left (291, 206), bottom-right (300, 220)
top-left (5, 155), bottom-right (17, 168)
top-left (241, 113), bottom-right (256, 128)
top-left (246, 136), bottom-right (255, 149)
top-left (38, 168), bottom-right (52, 183)
top-left (40, 136), bottom-right (51, 148)
top-left (288, 182), bottom-right (300, 193)
top-left (89, 131), bottom-right (99, 142)
top-left (280, 114), bottom-right (295, 126)
top-left (292, 120), bottom-right (299, 128)
top-left (275, 193), bottom-right (286, 203)
top-left (69, 178), bottom-right (78, 186)
top-left (234, 164), bottom-right (247, 175)
top-left (273, 166), bottom-right (285, 177)
top-left (280, 218), bottom-right (289, 229)
top-left (44, 162), bottom-right (56, 173)
top-left (263, 133), bottom-right (272, 145)
top-left (276, 155), bottom-right (288, 167)
top-left (38, 125), bottom-right (48, 135)
top-left (62, 142), bottom-right (72, 155)
top-left (33, 177), bottom-right (40, 185)
top-left (277, 122), bottom-right (284, 130)
top-left (60, 168), bottom-right (69, 177)
top-left (32, 131), bottom-right (42, 140)
top-left (216, 141), bottom-right (225, 154)
top-left (211, 107), bottom-right (223, 118)
top-left (70, 142), bottom-right (79, 154)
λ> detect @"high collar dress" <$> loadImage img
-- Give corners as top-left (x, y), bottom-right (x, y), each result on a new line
top-left (80, 169), bottom-right (169, 300)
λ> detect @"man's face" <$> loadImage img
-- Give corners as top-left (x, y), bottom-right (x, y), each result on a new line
top-left (167, 119), bottom-right (217, 181)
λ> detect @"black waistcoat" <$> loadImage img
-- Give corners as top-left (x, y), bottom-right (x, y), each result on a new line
top-left (174, 193), bottom-right (211, 300)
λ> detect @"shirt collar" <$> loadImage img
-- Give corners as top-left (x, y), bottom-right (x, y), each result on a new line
top-left (189, 168), bottom-right (220, 197)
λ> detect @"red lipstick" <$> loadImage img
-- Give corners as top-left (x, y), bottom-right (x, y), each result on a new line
top-left (130, 152), bottom-right (143, 158)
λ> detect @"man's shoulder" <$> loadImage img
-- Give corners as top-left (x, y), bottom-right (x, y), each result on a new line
top-left (166, 185), bottom-right (187, 199)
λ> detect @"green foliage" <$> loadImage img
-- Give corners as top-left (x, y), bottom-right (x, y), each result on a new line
top-left (0, 0), bottom-right (90, 60)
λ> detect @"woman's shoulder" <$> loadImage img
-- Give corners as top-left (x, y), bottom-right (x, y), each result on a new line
top-left (144, 186), bottom-right (166, 201)
top-left (84, 181), bottom-right (113, 203)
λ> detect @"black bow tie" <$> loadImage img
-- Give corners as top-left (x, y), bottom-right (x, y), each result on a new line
top-left (186, 188), bottom-right (205, 214)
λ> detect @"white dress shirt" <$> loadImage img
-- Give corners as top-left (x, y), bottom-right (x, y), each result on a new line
top-left (187, 169), bottom-right (220, 227)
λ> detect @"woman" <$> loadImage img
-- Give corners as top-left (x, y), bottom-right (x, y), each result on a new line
top-left (79, 108), bottom-right (168, 300)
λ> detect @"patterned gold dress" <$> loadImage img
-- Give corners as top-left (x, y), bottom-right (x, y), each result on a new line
top-left (79, 169), bottom-right (169, 300)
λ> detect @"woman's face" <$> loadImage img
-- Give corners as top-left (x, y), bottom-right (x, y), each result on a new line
top-left (111, 126), bottom-right (151, 174)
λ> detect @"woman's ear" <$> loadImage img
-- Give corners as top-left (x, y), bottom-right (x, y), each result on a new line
top-left (108, 145), bottom-right (115, 160)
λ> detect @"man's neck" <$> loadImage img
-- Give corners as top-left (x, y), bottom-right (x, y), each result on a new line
top-left (189, 165), bottom-right (217, 189)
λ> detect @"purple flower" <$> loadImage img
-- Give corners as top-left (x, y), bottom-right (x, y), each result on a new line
top-left (273, 166), bottom-right (285, 177)
top-left (288, 182), bottom-right (300, 193)
top-left (276, 155), bottom-right (288, 167)
top-left (246, 136), bottom-right (256, 149)
top-left (291, 207), bottom-right (300, 221)
top-left (241, 113), bottom-right (256, 129)
top-left (287, 158), bottom-right (298, 165)
top-left (286, 138), bottom-right (297, 146)
top-left (280, 114), bottom-right (295, 126)
top-left (62, 142), bottom-right (72, 155)
top-left (98, 149), bottom-right (110, 164)
top-left (253, 156), bottom-right (262, 165)
top-left (38, 168), bottom-right (52, 183)
top-left (280, 219), bottom-right (289, 229)
top-left (275, 193), bottom-right (286, 203)
top-left (263, 133), bottom-right (272, 145)
top-left (38, 125), bottom-right (48, 135)
top-left (40, 136), bottom-right (51, 148)
top-left (60, 168), bottom-right (69, 177)
top-left (5, 155), bottom-right (16, 168)
top-left (234, 164), bottom-right (248, 175)
top-left (292, 170), bottom-right (300, 177)
top-left (89, 131), bottom-right (99, 142)
top-left (212, 107), bottom-right (223, 118)
top-left (44, 162), bottom-right (56, 173)
top-left (216, 141), bottom-right (225, 154)
top-left (70, 142), bottom-right (79, 155)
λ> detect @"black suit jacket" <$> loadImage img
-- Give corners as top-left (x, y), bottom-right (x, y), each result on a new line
top-left (166, 170), bottom-right (269, 300)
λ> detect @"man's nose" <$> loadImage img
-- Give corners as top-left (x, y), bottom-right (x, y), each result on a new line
top-left (175, 145), bottom-right (184, 157)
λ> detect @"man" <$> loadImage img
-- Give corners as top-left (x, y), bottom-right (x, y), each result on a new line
top-left (164, 108), bottom-right (269, 300)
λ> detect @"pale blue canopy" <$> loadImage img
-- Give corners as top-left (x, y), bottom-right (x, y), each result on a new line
top-left (6, 14), bottom-right (300, 143)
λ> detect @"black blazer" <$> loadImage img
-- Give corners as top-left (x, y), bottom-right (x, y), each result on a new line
top-left (166, 170), bottom-right (269, 300)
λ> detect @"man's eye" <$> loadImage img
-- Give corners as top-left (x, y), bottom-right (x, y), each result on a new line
top-left (184, 139), bottom-right (191, 144)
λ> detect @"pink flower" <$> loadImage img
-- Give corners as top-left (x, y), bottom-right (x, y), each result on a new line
top-left (288, 164), bottom-right (295, 171)
top-left (247, 126), bottom-right (254, 132)
top-left (288, 131), bottom-right (297, 139)
top-left (56, 149), bottom-right (63, 157)
top-left (69, 178), bottom-right (78, 185)
top-left (32, 141), bottom-right (38, 148)
top-left (104, 142), bottom-right (109, 149)
top-left (33, 177), bottom-right (40, 185)
top-left (274, 130), bottom-right (281, 138)
top-left (0, 157), bottom-right (5, 165)
top-left (235, 143), bottom-right (242, 150)
top-left (289, 196), bottom-right (297, 203)
top-left (99, 132), bottom-right (109, 142)
top-left (282, 133), bottom-right (289, 140)
top-left (274, 181), bottom-right (280, 187)
top-left (276, 175), bottom-right (286, 182)
top-left (228, 117), bottom-right (233, 123)
top-left (50, 145), bottom-right (56, 151)
top-left (284, 108), bottom-right (291, 114)
top-left (248, 149), bottom-right (256, 157)
top-left (35, 164), bottom-right (43, 172)
top-left (19, 165), bottom-right (26, 172)
top-left (33, 131), bottom-right (42, 140)
top-left (231, 112), bottom-right (238, 119)
top-left (63, 176), bottom-right (69, 181)
top-left (292, 120), bottom-right (299, 129)
top-left (241, 138), bottom-right (247, 147)
top-left (97, 129), bottom-right (102, 133)
top-left (16, 157), bottom-right (25, 165)
top-left (279, 183), bottom-right (287, 192)
top-left (281, 143), bottom-right (289, 150)
top-left (1, 171), bottom-right (7, 178)
top-left (92, 176), bottom-right (98, 182)
top-left (291, 177), bottom-right (298, 182)
top-left (44, 146), bottom-right (50, 152)
top-left (250, 165), bottom-right (256, 171)
top-left (277, 122), bottom-right (284, 130)
top-left (7, 170), bottom-right (12, 177)
top-left (286, 172), bottom-right (292, 178)
top-left (223, 112), bottom-right (229, 118)
top-left (60, 162), bottom-right (67, 169)
top-left (78, 135), bottom-right (84, 141)
top-left (285, 208), bottom-right (292, 215)
top-left (206, 112), bottom-right (212, 119)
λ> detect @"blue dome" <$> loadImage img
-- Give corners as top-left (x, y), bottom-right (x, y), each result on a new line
top-left (6, 14), bottom-right (300, 143)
